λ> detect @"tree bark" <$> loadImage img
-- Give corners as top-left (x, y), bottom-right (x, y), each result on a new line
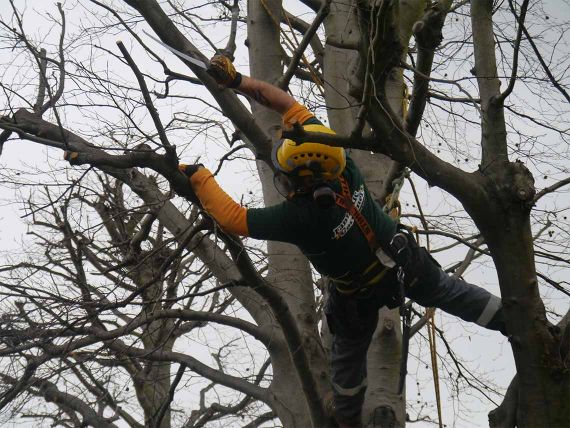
top-left (247, 1), bottom-right (331, 426)
top-left (468, 2), bottom-right (570, 426)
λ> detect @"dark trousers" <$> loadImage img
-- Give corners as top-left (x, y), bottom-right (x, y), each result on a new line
top-left (324, 268), bottom-right (505, 422)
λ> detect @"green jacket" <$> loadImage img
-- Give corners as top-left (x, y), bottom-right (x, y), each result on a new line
top-left (248, 154), bottom-right (397, 278)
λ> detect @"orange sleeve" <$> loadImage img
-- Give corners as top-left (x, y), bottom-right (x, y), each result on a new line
top-left (190, 168), bottom-right (249, 236)
top-left (282, 102), bottom-right (315, 127)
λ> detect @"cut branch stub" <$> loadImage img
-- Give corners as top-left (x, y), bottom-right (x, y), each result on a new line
top-left (412, 2), bottom-right (447, 50)
top-left (511, 160), bottom-right (536, 207)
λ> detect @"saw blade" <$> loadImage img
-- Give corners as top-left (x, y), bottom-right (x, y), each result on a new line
top-left (143, 30), bottom-right (208, 70)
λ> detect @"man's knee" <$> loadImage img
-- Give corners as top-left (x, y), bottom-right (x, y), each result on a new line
top-left (476, 295), bottom-right (506, 335)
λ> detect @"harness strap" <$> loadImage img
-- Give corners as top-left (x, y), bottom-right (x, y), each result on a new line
top-left (334, 259), bottom-right (389, 294)
top-left (334, 176), bottom-right (378, 250)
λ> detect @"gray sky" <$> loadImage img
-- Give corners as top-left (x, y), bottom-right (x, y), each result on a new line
top-left (0, 1), bottom-right (568, 427)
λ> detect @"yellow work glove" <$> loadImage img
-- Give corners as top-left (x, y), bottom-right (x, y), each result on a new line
top-left (64, 151), bottom-right (80, 164)
top-left (207, 55), bottom-right (242, 88)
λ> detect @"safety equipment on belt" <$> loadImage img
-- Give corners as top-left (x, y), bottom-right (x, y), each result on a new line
top-left (272, 124), bottom-right (346, 180)
top-left (398, 290), bottom-right (412, 395)
top-left (208, 55), bottom-right (242, 88)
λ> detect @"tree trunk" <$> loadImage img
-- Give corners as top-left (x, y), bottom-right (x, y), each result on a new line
top-left (469, 2), bottom-right (570, 425)
top-left (478, 202), bottom-right (569, 427)
top-left (134, 253), bottom-right (175, 428)
top-left (247, 1), bottom-right (330, 426)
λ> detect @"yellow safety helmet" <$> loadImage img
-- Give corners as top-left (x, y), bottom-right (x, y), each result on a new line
top-left (272, 124), bottom-right (346, 180)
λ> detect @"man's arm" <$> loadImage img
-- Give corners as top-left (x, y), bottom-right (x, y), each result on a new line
top-left (178, 164), bottom-right (304, 244)
top-left (236, 75), bottom-right (296, 115)
top-left (179, 165), bottom-right (249, 236)
top-left (208, 55), bottom-right (296, 115)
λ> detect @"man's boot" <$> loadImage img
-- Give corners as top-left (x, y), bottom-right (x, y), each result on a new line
top-left (324, 391), bottom-right (362, 428)
top-left (335, 416), bottom-right (363, 428)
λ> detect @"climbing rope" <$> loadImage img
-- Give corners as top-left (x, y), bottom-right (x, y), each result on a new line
top-left (427, 309), bottom-right (443, 428)
top-left (406, 174), bottom-right (443, 427)
top-left (383, 84), bottom-right (442, 427)
top-left (281, 7), bottom-right (325, 91)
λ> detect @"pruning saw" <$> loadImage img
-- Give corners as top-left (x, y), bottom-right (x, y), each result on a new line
top-left (143, 30), bottom-right (208, 70)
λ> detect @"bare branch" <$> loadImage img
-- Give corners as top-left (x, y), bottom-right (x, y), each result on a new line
top-left (116, 41), bottom-right (175, 156)
top-left (496, 0), bottom-right (531, 103)
top-left (153, 363), bottom-right (186, 427)
top-left (534, 177), bottom-right (570, 203)
top-left (0, 373), bottom-right (120, 428)
top-left (514, 3), bottom-right (570, 104)
top-left (223, 236), bottom-right (329, 428)
top-left (277, 0), bottom-right (330, 89)
top-left (281, 11), bottom-right (324, 65)
top-left (405, 1), bottom-right (453, 136)
top-left (33, 48), bottom-right (48, 113)
top-left (104, 339), bottom-right (269, 406)
top-left (225, 0), bottom-right (240, 56)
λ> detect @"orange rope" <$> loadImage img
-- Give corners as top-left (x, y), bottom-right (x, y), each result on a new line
top-left (427, 309), bottom-right (443, 428)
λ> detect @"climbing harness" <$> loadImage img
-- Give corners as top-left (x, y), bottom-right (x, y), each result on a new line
top-left (335, 176), bottom-right (377, 250)
top-left (331, 176), bottom-right (394, 295)
top-left (333, 258), bottom-right (389, 295)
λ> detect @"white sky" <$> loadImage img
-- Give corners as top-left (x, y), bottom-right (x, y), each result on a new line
top-left (0, 1), bottom-right (568, 427)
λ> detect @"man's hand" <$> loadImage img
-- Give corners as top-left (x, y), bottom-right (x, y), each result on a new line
top-left (208, 56), bottom-right (296, 114)
top-left (179, 163), bottom-right (204, 204)
top-left (63, 150), bottom-right (80, 164)
top-left (208, 55), bottom-right (242, 88)
top-left (179, 163), bottom-right (203, 178)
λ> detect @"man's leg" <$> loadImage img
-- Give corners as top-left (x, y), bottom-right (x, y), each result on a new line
top-left (406, 268), bottom-right (506, 333)
top-left (325, 285), bottom-right (380, 427)
top-left (329, 331), bottom-right (374, 426)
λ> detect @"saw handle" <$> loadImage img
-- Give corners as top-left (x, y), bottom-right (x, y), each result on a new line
top-left (208, 55), bottom-right (242, 88)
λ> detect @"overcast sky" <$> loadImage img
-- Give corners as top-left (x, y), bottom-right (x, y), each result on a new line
top-left (0, 1), bottom-right (568, 427)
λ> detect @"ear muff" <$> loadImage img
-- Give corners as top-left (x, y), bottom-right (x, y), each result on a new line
top-left (272, 170), bottom-right (298, 200)
top-left (271, 139), bottom-right (287, 173)
top-left (272, 124), bottom-right (346, 180)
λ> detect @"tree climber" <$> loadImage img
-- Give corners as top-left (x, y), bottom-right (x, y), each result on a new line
top-left (178, 55), bottom-right (506, 428)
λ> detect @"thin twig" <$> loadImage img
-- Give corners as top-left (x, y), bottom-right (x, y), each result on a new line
top-left (278, 0), bottom-right (331, 89)
top-left (116, 41), bottom-right (175, 159)
top-left (496, 0), bottom-right (530, 103)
